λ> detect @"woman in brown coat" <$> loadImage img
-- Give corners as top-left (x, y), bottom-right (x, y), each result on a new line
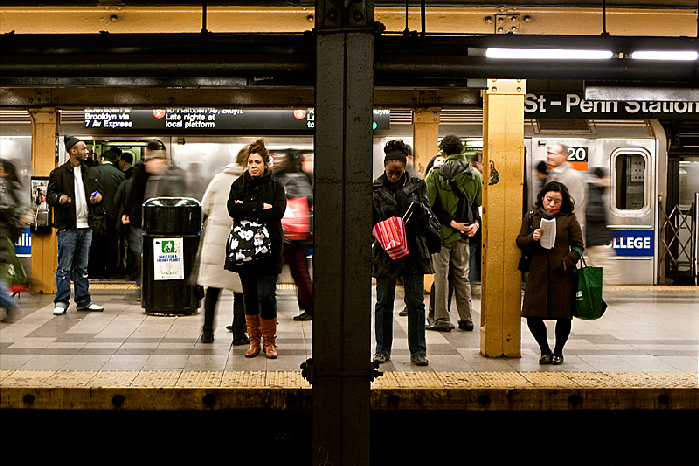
top-left (517, 181), bottom-right (583, 365)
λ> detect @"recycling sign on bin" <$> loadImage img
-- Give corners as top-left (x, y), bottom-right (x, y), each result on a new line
top-left (153, 237), bottom-right (184, 280)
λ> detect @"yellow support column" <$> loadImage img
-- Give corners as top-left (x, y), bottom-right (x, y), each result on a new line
top-left (480, 79), bottom-right (525, 358)
top-left (413, 108), bottom-right (440, 292)
top-left (29, 108), bottom-right (58, 294)
top-left (412, 108), bottom-right (440, 177)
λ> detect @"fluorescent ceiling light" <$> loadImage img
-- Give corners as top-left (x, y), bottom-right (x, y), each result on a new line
top-left (631, 50), bottom-right (698, 61)
top-left (485, 48), bottom-right (613, 60)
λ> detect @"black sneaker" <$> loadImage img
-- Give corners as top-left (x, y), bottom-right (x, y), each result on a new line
top-left (372, 353), bottom-right (390, 364)
top-left (410, 354), bottom-right (429, 366)
top-left (458, 320), bottom-right (474, 331)
top-left (399, 307), bottom-right (408, 317)
top-left (293, 311), bottom-right (313, 321)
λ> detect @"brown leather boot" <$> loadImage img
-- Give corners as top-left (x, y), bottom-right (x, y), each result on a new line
top-left (244, 315), bottom-right (261, 358)
top-left (260, 317), bottom-right (278, 359)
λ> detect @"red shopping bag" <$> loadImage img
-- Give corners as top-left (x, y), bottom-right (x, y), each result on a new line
top-left (372, 216), bottom-right (409, 260)
top-left (282, 197), bottom-right (311, 241)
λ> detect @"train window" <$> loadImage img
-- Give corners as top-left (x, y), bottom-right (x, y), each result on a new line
top-left (679, 158), bottom-right (699, 208)
top-left (614, 150), bottom-right (648, 211)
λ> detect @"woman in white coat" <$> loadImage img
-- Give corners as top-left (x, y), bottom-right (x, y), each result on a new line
top-left (197, 147), bottom-right (249, 344)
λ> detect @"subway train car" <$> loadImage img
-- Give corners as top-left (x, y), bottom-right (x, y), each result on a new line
top-left (0, 109), bottom-right (690, 286)
top-left (524, 119), bottom-right (668, 286)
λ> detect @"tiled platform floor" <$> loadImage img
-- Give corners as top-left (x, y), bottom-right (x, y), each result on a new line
top-left (1, 284), bottom-right (698, 376)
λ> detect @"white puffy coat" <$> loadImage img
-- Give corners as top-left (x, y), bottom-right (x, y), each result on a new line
top-left (195, 163), bottom-right (244, 292)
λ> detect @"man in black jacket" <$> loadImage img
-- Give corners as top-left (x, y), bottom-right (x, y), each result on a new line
top-left (47, 135), bottom-right (105, 315)
top-left (121, 140), bottom-right (186, 297)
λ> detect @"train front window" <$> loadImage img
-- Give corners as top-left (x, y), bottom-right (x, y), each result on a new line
top-left (615, 151), bottom-right (647, 210)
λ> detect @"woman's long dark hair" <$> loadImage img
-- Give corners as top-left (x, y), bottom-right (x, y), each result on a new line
top-left (535, 180), bottom-right (575, 214)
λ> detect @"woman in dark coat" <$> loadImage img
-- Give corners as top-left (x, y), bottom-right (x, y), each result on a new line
top-left (372, 140), bottom-right (434, 367)
top-left (227, 139), bottom-right (286, 359)
top-left (517, 181), bottom-right (583, 365)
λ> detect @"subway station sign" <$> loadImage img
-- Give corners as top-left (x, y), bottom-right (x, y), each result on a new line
top-left (525, 93), bottom-right (699, 119)
top-left (84, 108), bottom-right (390, 133)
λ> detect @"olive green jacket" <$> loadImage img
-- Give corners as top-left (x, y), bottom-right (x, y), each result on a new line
top-left (425, 153), bottom-right (483, 245)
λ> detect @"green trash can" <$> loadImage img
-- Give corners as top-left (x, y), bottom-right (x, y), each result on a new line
top-left (141, 197), bottom-right (201, 315)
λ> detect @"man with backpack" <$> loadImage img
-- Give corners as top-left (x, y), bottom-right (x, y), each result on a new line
top-left (425, 134), bottom-right (482, 332)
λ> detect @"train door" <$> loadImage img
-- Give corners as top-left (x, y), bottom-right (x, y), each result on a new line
top-left (606, 143), bottom-right (657, 285)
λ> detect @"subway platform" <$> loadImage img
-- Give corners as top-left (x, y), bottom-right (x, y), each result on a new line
top-left (1, 283), bottom-right (698, 463)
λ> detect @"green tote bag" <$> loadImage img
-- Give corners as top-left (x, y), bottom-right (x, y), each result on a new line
top-left (572, 247), bottom-right (607, 320)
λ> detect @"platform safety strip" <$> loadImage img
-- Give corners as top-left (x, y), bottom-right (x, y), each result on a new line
top-left (1, 370), bottom-right (697, 412)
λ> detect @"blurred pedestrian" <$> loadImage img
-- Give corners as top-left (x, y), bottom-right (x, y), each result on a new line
top-left (546, 143), bottom-right (588, 235)
top-left (517, 181), bottom-right (583, 364)
top-left (47, 135), bottom-right (105, 315)
top-left (195, 146), bottom-right (250, 345)
top-left (121, 140), bottom-right (186, 298)
top-left (0, 176), bottom-right (18, 321)
top-left (275, 150), bottom-right (314, 321)
top-left (227, 139), bottom-right (286, 359)
top-left (585, 167), bottom-right (620, 284)
top-left (0, 159), bottom-right (31, 295)
top-left (372, 140), bottom-right (433, 367)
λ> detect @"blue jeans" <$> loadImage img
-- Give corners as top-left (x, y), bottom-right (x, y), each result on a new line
top-left (128, 227), bottom-right (144, 288)
top-left (239, 269), bottom-right (278, 320)
top-left (0, 279), bottom-right (16, 310)
top-left (55, 228), bottom-right (93, 308)
top-left (375, 274), bottom-right (426, 357)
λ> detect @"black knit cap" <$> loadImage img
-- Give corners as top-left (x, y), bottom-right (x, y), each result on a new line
top-left (64, 135), bottom-right (80, 151)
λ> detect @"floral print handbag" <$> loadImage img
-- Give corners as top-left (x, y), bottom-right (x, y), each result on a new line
top-left (224, 219), bottom-right (271, 270)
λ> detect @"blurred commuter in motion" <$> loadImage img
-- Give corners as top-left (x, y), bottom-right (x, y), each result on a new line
top-left (274, 150), bottom-right (314, 321)
top-left (48, 135), bottom-right (105, 315)
top-left (227, 139), bottom-right (286, 359)
top-left (425, 134), bottom-right (482, 333)
top-left (195, 146), bottom-right (250, 345)
top-left (546, 143), bottom-right (588, 236)
top-left (0, 160), bottom-right (31, 297)
top-left (372, 140), bottom-right (433, 367)
top-left (0, 175), bottom-right (18, 321)
top-left (517, 181), bottom-right (583, 365)
top-left (121, 140), bottom-right (187, 298)
top-left (585, 167), bottom-right (620, 284)
top-left (90, 150), bottom-right (125, 279)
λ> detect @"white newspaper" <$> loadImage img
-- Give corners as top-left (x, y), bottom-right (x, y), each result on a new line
top-left (539, 218), bottom-right (556, 250)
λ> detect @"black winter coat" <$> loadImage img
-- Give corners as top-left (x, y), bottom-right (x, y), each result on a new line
top-left (372, 174), bottom-right (434, 279)
top-left (227, 170), bottom-right (287, 275)
top-left (47, 161), bottom-right (103, 230)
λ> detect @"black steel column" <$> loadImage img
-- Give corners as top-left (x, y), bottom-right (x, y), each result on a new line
top-left (312, 1), bottom-right (375, 464)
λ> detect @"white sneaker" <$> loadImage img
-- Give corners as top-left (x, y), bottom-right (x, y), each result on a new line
top-left (53, 306), bottom-right (67, 315)
top-left (77, 302), bottom-right (104, 312)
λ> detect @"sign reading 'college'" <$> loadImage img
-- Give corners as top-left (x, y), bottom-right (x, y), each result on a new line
top-left (525, 93), bottom-right (699, 119)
